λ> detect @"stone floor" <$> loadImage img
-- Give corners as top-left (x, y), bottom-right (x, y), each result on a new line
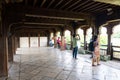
top-left (5, 47), bottom-right (120, 80)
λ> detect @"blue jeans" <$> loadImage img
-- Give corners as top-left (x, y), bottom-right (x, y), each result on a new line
top-left (73, 46), bottom-right (78, 59)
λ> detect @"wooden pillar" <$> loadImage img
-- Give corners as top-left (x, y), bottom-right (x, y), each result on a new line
top-left (17, 37), bottom-right (20, 48)
top-left (54, 32), bottom-right (57, 48)
top-left (28, 34), bottom-right (30, 48)
top-left (12, 35), bottom-right (15, 54)
top-left (107, 25), bottom-right (113, 55)
top-left (0, 2), bottom-right (8, 76)
top-left (14, 37), bottom-right (18, 54)
top-left (8, 36), bottom-right (14, 62)
top-left (16, 37), bottom-right (19, 48)
top-left (0, 34), bottom-right (8, 77)
top-left (47, 32), bottom-right (50, 46)
top-left (38, 33), bottom-right (40, 47)
top-left (70, 32), bottom-right (73, 50)
top-left (83, 28), bottom-right (87, 50)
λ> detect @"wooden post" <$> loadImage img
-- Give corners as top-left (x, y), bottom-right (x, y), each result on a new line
top-left (0, 2), bottom-right (8, 76)
top-left (54, 32), bottom-right (57, 48)
top-left (28, 34), bottom-right (30, 48)
top-left (107, 25), bottom-right (113, 55)
top-left (38, 33), bottom-right (40, 47)
top-left (83, 28), bottom-right (87, 50)
top-left (8, 36), bottom-right (14, 62)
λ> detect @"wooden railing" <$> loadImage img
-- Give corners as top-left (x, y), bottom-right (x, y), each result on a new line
top-left (81, 43), bottom-right (120, 60)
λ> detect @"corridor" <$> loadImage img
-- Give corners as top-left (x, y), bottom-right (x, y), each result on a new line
top-left (7, 47), bottom-right (120, 80)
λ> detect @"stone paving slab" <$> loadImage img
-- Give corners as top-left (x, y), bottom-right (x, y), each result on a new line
top-left (5, 47), bottom-right (120, 80)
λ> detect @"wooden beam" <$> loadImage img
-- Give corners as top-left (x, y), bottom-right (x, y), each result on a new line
top-left (40, 0), bottom-right (46, 7)
top-left (8, 5), bottom-right (91, 21)
top-left (94, 0), bottom-right (120, 6)
top-left (54, 0), bottom-right (64, 8)
top-left (14, 26), bottom-right (60, 34)
top-left (24, 7), bottom-right (90, 21)
top-left (59, 0), bottom-right (72, 9)
top-left (90, 5), bottom-right (115, 13)
top-left (24, 22), bottom-right (64, 26)
top-left (65, 0), bottom-right (81, 10)
top-left (25, 14), bottom-right (84, 21)
top-left (24, 17), bottom-right (71, 24)
top-left (71, 0), bottom-right (90, 11)
top-left (33, 0), bottom-right (37, 7)
top-left (83, 3), bottom-right (109, 12)
top-left (80, 2), bottom-right (101, 12)
top-left (77, 2), bottom-right (95, 12)
top-left (47, 0), bottom-right (55, 8)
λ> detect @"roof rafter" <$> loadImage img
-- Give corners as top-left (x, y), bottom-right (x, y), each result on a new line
top-left (71, 0), bottom-right (90, 11)
top-left (77, 2), bottom-right (95, 12)
top-left (33, 0), bottom-right (37, 7)
top-left (40, 0), bottom-right (46, 7)
top-left (65, 0), bottom-right (81, 10)
top-left (54, 0), bottom-right (64, 8)
top-left (89, 5), bottom-right (115, 13)
top-left (80, 2), bottom-right (101, 12)
top-left (47, 0), bottom-right (55, 8)
top-left (59, 0), bottom-right (72, 9)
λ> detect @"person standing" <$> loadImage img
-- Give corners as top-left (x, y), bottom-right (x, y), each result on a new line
top-left (72, 34), bottom-right (80, 59)
top-left (57, 37), bottom-right (61, 48)
top-left (92, 35), bottom-right (100, 66)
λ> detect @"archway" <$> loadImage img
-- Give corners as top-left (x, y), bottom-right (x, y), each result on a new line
top-left (64, 30), bottom-right (71, 49)
top-left (65, 30), bottom-right (71, 44)
top-left (112, 24), bottom-right (120, 59)
top-left (77, 28), bottom-right (84, 47)
top-left (100, 27), bottom-right (108, 49)
top-left (86, 28), bottom-right (92, 44)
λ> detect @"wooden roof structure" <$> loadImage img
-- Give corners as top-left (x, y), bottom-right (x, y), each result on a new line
top-left (3, 0), bottom-right (120, 35)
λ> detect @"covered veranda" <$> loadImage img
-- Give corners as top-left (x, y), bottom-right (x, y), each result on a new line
top-left (0, 0), bottom-right (120, 79)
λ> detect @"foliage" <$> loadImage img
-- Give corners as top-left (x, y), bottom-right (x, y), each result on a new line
top-left (112, 32), bottom-right (120, 38)
top-left (65, 35), bottom-right (71, 44)
top-left (100, 35), bottom-right (107, 45)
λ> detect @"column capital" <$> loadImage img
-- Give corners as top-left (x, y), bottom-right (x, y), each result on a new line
top-left (82, 28), bottom-right (87, 35)
top-left (106, 25), bottom-right (113, 35)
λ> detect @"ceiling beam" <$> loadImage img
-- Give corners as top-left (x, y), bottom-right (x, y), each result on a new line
top-left (40, 0), bottom-right (46, 7)
top-left (77, 2), bottom-right (95, 12)
top-left (47, 0), bottom-right (54, 8)
top-left (33, 0), bottom-right (37, 7)
top-left (24, 7), bottom-right (90, 21)
top-left (71, 0), bottom-right (90, 11)
top-left (15, 28), bottom-right (52, 33)
top-left (65, 0), bottom-right (81, 10)
top-left (25, 14), bottom-right (84, 21)
top-left (24, 17), bottom-right (71, 24)
top-left (59, 0), bottom-right (72, 9)
top-left (83, 3), bottom-right (109, 13)
top-left (8, 5), bottom-right (91, 21)
top-left (94, 0), bottom-right (120, 6)
top-left (54, 0), bottom-right (64, 8)
top-left (90, 5), bottom-right (115, 13)
top-left (80, 2), bottom-right (101, 12)
top-left (24, 22), bottom-right (64, 26)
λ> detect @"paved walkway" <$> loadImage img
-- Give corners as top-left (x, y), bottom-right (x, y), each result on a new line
top-left (5, 47), bottom-right (120, 80)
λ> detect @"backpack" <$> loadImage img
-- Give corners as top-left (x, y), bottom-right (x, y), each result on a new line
top-left (89, 41), bottom-right (94, 51)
